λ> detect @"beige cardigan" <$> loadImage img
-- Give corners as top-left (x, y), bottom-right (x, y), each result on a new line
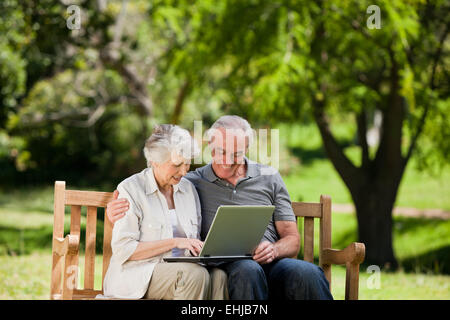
top-left (102, 168), bottom-right (202, 299)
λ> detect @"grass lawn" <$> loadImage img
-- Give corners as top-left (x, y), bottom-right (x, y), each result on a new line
top-left (1, 251), bottom-right (449, 300)
top-left (0, 252), bottom-right (105, 299)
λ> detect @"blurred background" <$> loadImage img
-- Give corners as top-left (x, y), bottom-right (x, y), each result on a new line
top-left (0, 0), bottom-right (448, 299)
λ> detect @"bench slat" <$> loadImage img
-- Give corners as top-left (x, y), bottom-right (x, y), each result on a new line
top-left (65, 190), bottom-right (114, 208)
top-left (84, 206), bottom-right (97, 290)
top-left (102, 209), bottom-right (113, 288)
top-left (319, 195), bottom-right (332, 285)
top-left (303, 217), bottom-right (314, 262)
top-left (292, 202), bottom-right (322, 218)
top-left (73, 289), bottom-right (103, 299)
top-left (70, 205), bottom-right (81, 281)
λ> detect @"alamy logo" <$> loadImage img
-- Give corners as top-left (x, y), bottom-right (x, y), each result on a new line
top-left (366, 5), bottom-right (381, 29)
top-left (366, 265), bottom-right (381, 289)
top-left (66, 5), bottom-right (81, 30)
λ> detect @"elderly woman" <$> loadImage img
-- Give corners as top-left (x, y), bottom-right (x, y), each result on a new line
top-left (103, 124), bottom-right (228, 299)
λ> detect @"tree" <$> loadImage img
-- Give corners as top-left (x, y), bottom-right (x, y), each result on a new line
top-left (187, 0), bottom-right (449, 267)
top-left (1, 0), bottom-right (218, 184)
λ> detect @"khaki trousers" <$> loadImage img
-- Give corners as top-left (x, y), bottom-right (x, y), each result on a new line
top-left (144, 262), bottom-right (228, 300)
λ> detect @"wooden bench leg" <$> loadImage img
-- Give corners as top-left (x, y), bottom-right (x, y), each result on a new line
top-left (345, 262), bottom-right (360, 300)
top-left (62, 253), bottom-right (79, 300)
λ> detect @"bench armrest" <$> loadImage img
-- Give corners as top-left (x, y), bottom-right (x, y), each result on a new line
top-left (53, 235), bottom-right (80, 256)
top-left (322, 242), bottom-right (365, 266)
top-left (321, 242), bottom-right (365, 300)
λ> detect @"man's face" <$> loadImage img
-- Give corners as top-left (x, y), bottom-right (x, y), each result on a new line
top-left (209, 127), bottom-right (248, 179)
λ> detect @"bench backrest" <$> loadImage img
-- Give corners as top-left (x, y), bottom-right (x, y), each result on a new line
top-left (292, 195), bottom-right (332, 284)
top-left (50, 181), bottom-right (332, 299)
top-left (50, 181), bottom-right (114, 299)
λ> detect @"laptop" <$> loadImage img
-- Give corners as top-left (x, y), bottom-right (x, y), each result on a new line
top-left (163, 205), bottom-right (275, 265)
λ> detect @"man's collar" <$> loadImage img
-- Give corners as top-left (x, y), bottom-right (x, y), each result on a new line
top-left (203, 163), bottom-right (219, 182)
top-left (245, 157), bottom-right (259, 178)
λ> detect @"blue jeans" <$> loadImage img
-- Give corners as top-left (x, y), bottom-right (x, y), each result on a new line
top-left (219, 258), bottom-right (333, 300)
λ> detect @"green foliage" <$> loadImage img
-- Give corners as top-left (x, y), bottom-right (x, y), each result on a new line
top-left (0, 0), bottom-right (448, 186)
top-left (0, 0), bottom-right (217, 184)
top-left (185, 0), bottom-right (449, 167)
top-left (0, 1), bottom-right (27, 122)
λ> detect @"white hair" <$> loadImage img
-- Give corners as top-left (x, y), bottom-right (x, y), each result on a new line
top-left (206, 115), bottom-right (254, 146)
top-left (143, 124), bottom-right (200, 167)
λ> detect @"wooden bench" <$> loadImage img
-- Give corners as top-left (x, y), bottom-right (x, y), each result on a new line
top-left (50, 181), bottom-right (365, 300)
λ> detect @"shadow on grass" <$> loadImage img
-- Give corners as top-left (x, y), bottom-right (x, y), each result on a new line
top-left (290, 146), bottom-right (327, 165)
top-left (393, 216), bottom-right (445, 234)
top-left (400, 245), bottom-right (450, 274)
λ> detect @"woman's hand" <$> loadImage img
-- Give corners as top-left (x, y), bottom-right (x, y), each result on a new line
top-left (174, 238), bottom-right (204, 256)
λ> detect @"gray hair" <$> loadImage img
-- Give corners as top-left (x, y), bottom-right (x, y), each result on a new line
top-left (143, 124), bottom-right (200, 167)
top-left (207, 115), bottom-right (254, 146)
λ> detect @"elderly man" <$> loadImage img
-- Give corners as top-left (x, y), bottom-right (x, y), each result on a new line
top-left (107, 115), bottom-right (333, 300)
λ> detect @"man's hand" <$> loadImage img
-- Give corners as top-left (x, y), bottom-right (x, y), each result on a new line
top-left (253, 241), bottom-right (277, 265)
top-left (106, 190), bottom-right (129, 224)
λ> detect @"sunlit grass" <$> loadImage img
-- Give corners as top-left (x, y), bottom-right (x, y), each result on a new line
top-left (331, 264), bottom-right (450, 300)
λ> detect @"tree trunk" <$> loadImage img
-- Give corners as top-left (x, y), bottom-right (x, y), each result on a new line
top-left (313, 96), bottom-right (405, 269)
top-left (352, 176), bottom-right (401, 269)
top-left (170, 79), bottom-right (190, 124)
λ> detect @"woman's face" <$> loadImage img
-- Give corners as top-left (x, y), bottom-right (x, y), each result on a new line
top-left (152, 153), bottom-right (191, 186)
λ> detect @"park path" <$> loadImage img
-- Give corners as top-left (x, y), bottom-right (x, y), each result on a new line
top-left (332, 203), bottom-right (450, 220)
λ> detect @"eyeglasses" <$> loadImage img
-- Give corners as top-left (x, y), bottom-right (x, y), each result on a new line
top-left (214, 148), bottom-right (245, 158)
